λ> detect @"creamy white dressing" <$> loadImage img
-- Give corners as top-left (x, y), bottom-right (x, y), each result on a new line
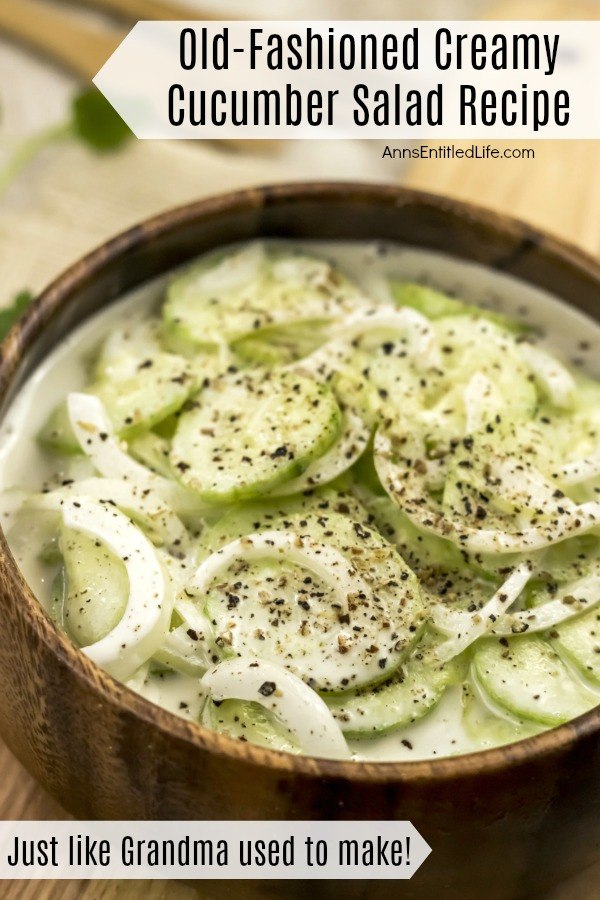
top-left (1, 240), bottom-right (599, 762)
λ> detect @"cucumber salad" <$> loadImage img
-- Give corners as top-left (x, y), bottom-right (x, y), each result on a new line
top-left (1, 240), bottom-right (599, 762)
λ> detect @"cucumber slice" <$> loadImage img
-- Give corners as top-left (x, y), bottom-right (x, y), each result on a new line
top-left (233, 336), bottom-right (291, 367)
top-left (363, 493), bottom-right (467, 575)
top-left (202, 698), bottom-right (300, 754)
top-left (38, 403), bottom-right (81, 455)
top-left (553, 607), bottom-right (600, 686)
top-left (442, 424), bottom-right (576, 528)
top-left (326, 642), bottom-right (458, 738)
top-left (390, 282), bottom-right (527, 334)
top-left (128, 431), bottom-right (173, 479)
top-left (307, 344), bottom-right (425, 452)
top-left (39, 352), bottom-right (195, 453)
top-left (269, 407), bottom-right (370, 497)
top-left (461, 682), bottom-right (542, 748)
top-left (417, 316), bottom-right (536, 446)
top-left (432, 316), bottom-right (536, 403)
top-left (170, 368), bottom-right (342, 504)
top-left (61, 497), bottom-right (171, 681)
top-left (153, 622), bottom-right (212, 677)
top-left (234, 320), bottom-right (331, 367)
top-left (202, 487), bottom-right (369, 554)
top-left (472, 635), bottom-right (597, 726)
top-left (49, 567), bottom-right (66, 628)
top-left (200, 510), bottom-right (426, 693)
top-left (60, 524), bottom-right (128, 647)
top-left (94, 352), bottom-right (195, 437)
top-left (164, 244), bottom-right (366, 347)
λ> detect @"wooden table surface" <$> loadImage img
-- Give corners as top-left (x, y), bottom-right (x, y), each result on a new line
top-left (2, 1), bottom-right (600, 897)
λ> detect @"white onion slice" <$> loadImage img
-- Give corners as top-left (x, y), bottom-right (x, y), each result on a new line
top-left (519, 343), bottom-right (576, 408)
top-left (61, 497), bottom-right (170, 681)
top-left (375, 430), bottom-right (600, 554)
top-left (67, 392), bottom-right (205, 518)
top-left (27, 477), bottom-right (188, 553)
top-left (490, 575), bottom-right (600, 636)
top-left (431, 563), bottom-right (533, 662)
top-left (201, 658), bottom-right (350, 760)
top-left (337, 306), bottom-right (439, 365)
top-left (188, 531), bottom-right (369, 606)
top-left (293, 306), bottom-right (440, 376)
top-left (463, 372), bottom-right (503, 434)
top-left (554, 453), bottom-right (600, 486)
top-left (431, 585), bottom-right (598, 640)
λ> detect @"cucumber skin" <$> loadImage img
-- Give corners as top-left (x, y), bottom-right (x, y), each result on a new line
top-left (553, 607), bottom-right (600, 687)
top-left (391, 281), bottom-right (529, 334)
top-left (326, 641), bottom-right (465, 738)
top-left (38, 350), bottom-right (196, 455)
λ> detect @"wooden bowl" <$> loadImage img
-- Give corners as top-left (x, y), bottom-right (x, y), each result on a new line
top-left (0, 183), bottom-right (598, 900)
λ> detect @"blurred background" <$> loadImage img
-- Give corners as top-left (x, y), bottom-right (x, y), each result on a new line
top-left (1, 0), bottom-right (599, 303)
top-left (0, 1), bottom-right (599, 898)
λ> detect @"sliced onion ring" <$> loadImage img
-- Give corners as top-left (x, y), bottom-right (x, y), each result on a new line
top-left (188, 530), bottom-right (369, 606)
top-left (67, 392), bottom-right (206, 518)
top-left (375, 430), bottom-right (600, 554)
top-left (518, 343), bottom-right (575, 408)
top-left (431, 562), bottom-right (533, 662)
top-left (554, 453), bottom-right (600, 486)
top-left (201, 658), bottom-right (350, 759)
top-left (61, 497), bottom-right (170, 681)
top-left (292, 306), bottom-right (440, 376)
top-left (27, 477), bottom-right (188, 553)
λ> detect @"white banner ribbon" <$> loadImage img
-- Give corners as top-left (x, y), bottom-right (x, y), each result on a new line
top-left (0, 820), bottom-right (431, 880)
top-left (93, 21), bottom-right (599, 139)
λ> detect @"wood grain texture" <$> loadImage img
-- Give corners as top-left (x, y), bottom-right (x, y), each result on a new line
top-left (405, 142), bottom-right (600, 258)
top-left (0, 731), bottom-right (597, 898)
top-left (0, 740), bottom-right (198, 898)
top-left (61, 0), bottom-right (217, 22)
top-left (405, 0), bottom-right (600, 255)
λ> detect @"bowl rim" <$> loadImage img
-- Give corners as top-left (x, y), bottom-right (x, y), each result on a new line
top-left (1, 180), bottom-right (599, 785)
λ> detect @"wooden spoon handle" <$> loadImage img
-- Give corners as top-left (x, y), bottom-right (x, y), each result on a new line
top-left (0, 0), bottom-right (276, 155)
top-left (0, 0), bottom-right (121, 81)
top-left (59, 0), bottom-right (221, 23)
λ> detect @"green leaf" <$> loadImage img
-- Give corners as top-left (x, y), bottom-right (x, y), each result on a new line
top-left (71, 87), bottom-right (132, 153)
top-left (0, 290), bottom-right (33, 341)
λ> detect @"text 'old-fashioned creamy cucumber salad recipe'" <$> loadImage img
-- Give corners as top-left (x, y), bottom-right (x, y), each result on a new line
top-left (1, 241), bottom-right (599, 761)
